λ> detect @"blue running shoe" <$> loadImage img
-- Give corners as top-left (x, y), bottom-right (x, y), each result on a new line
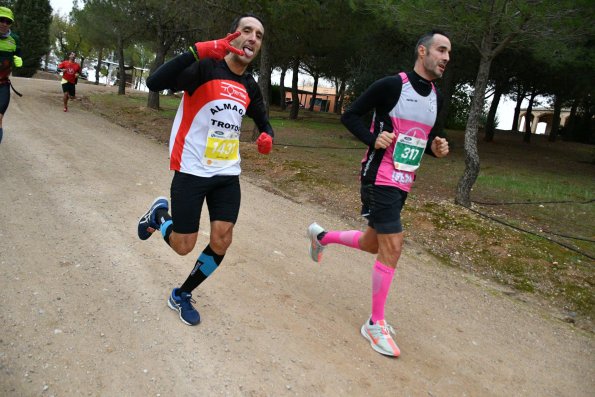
top-left (137, 196), bottom-right (168, 240)
top-left (168, 288), bottom-right (200, 325)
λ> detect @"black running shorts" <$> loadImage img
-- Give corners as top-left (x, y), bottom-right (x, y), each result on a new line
top-left (0, 83), bottom-right (10, 114)
top-left (170, 171), bottom-right (241, 234)
top-left (360, 184), bottom-right (408, 234)
top-left (61, 82), bottom-right (76, 97)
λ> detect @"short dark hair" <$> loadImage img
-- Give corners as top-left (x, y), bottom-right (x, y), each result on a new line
top-left (414, 29), bottom-right (450, 60)
top-left (229, 13), bottom-right (264, 33)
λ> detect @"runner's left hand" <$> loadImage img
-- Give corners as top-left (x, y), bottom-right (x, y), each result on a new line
top-left (431, 136), bottom-right (449, 157)
top-left (256, 132), bottom-right (273, 154)
top-left (13, 55), bottom-right (22, 67)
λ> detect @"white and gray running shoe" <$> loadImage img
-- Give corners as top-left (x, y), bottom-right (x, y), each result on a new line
top-left (307, 222), bottom-right (326, 263)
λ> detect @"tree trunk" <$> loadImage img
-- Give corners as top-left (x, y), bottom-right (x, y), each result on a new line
top-left (279, 66), bottom-right (287, 110)
top-left (117, 36), bottom-right (126, 95)
top-left (523, 89), bottom-right (538, 143)
top-left (333, 78), bottom-right (339, 112)
top-left (484, 79), bottom-right (504, 142)
top-left (579, 95), bottom-right (593, 143)
top-left (564, 98), bottom-right (579, 139)
top-left (289, 59), bottom-right (300, 120)
top-left (548, 95), bottom-right (562, 142)
top-left (334, 78), bottom-right (345, 114)
top-left (147, 46), bottom-right (167, 110)
top-left (252, 40), bottom-right (271, 141)
top-left (455, 49), bottom-right (492, 207)
top-left (308, 74), bottom-right (319, 111)
top-left (94, 48), bottom-right (103, 85)
top-left (147, 23), bottom-right (179, 110)
top-left (511, 85), bottom-right (525, 131)
top-left (257, 39), bottom-right (271, 117)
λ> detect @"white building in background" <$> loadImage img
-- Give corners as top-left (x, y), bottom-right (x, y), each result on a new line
top-left (518, 107), bottom-right (571, 135)
top-left (84, 59), bottom-right (149, 91)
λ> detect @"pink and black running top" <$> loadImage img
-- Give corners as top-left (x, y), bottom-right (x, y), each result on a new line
top-left (341, 71), bottom-right (442, 192)
top-left (147, 53), bottom-right (273, 177)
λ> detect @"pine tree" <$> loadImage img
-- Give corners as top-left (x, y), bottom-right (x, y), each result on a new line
top-left (12, 0), bottom-right (52, 77)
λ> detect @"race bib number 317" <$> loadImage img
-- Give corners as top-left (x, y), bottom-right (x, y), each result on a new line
top-left (393, 134), bottom-right (426, 172)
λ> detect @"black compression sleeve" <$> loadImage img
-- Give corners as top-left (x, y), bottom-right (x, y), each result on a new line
top-left (146, 52), bottom-right (195, 92)
top-left (247, 81), bottom-right (274, 138)
top-left (340, 76), bottom-right (402, 147)
top-left (424, 85), bottom-right (444, 156)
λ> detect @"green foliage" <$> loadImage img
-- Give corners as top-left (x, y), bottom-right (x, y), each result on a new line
top-left (563, 109), bottom-right (595, 144)
top-left (344, 24), bottom-right (412, 105)
top-left (445, 84), bottom-right (493, 131)
top-left (49, 12), bottom-right (93, 64)
top-left (49, 14), bottom-right (70, 59)
top-left (12, 0), bottom-right (52, 77)
top-left (125, 43), bottom-right (154, 70)
top-left (61, 0), bottom-right (593, 143)
top-left (445, 85), bottom-right (471, 130)
top-left (71, 2), bottom-right (114, 53)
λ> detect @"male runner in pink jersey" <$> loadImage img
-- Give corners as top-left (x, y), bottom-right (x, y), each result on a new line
top-left (308, 30), bottom-right (451, 357)
top-left (138, 13), bottom-right (274, 326)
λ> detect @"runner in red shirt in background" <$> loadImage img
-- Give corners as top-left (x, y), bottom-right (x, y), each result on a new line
top-left (58, 52), bottom-right (81, 112)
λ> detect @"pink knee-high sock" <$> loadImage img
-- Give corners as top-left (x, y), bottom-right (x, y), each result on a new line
top-left (371, 260), bottom-right (395, 323)
top-left (319, 230), bottom-right (362, 249)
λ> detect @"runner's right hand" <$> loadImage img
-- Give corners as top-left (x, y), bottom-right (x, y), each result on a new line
top-left (194, 32), bottom-right (245, 60)
top-left (374, 131), bottom-right (395, 150)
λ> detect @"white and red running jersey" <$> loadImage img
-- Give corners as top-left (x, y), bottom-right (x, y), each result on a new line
top-left (148, 56), bottom-right (272, 178)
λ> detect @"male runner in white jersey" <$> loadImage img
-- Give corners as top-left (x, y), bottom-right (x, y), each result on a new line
top-left (138, 13), bottom-right (274, 326)
top-left (307, 30), bottom-right (451, 357)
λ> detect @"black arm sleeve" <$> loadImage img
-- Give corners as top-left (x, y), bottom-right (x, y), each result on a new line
top-left (424, 89), bottom-right (444, 156)
top-left (246, 81), bottom-right (274, 138)
top-left (146, 52), bottom-right (195, 92)
top-left (340, 76), bottom-right (402, 147)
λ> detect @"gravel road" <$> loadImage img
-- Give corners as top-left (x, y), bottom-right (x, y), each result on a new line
top-left (0, 77), bottom-right (592, 396)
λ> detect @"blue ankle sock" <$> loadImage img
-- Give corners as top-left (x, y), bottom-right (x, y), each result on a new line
top-left (161, 219), bottom-right (173, 244)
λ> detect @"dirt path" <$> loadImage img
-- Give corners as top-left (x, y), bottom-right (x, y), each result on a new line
top-left (0, 77), bottom-right (592, 396)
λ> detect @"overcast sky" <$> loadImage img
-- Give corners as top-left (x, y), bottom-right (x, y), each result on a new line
top-left (50, 0), bottom-right (73, 16)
